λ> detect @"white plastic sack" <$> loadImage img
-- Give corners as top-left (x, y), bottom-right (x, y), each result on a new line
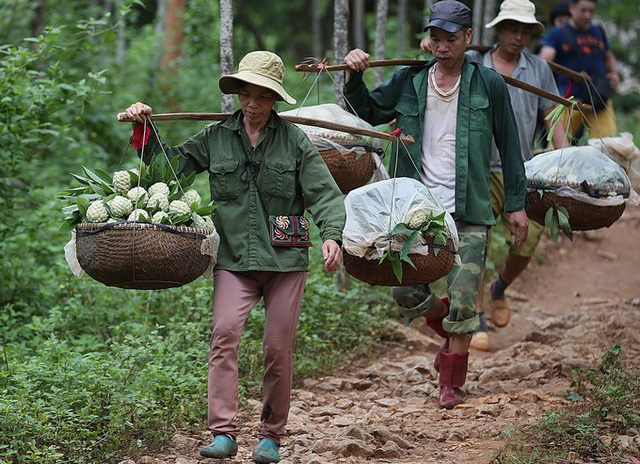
top-left (525, 146), bottom-right (631, 205)
top-left (343, 178), bottom-right (459, 262)
top-left (280, 103), bottom-right (375, 154)
top-left (588, 132), bottom-right (640, 193)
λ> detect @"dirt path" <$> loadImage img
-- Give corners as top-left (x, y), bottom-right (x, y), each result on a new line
top-left (134, 206), bottom-right (640, 464)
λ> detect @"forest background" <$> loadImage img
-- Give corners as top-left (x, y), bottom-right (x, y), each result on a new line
top-left (0, 0), bottom-right (639, 463)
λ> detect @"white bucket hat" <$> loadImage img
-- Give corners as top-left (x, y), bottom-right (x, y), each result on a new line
top-left (485, 0), bottom-right (545, 36)
top-left (218, 51), bottom-right (296, 105)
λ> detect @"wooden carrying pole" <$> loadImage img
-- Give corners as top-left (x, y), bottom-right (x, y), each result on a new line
top-left (119, 113), bottom-right (416, 146)
top-left (466, 45), bottom-right (590, 84)
top-left (295, 60), bottom-right (592, 113)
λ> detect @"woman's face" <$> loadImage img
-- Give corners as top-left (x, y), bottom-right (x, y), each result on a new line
top-left (238, 84), bottom-right (278, 126)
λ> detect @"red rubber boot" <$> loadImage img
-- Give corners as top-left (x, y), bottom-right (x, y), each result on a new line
top-left (437, 350), bottom-right (469, 409)
top-left (426, 297), bottom-right (450, 372)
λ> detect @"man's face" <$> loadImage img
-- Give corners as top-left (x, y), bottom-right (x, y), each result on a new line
top-left (570, 0), bottom-right (596, 30)
top-left (497, 20), bottom-right (533, 55)
top-left (429, 27), bottom-right (472, 66)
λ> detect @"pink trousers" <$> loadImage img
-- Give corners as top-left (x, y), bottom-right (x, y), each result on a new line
top-left (208, 269), bottom-right (307, 444)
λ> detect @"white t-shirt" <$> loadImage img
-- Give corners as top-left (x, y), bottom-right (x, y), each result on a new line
top-left (419, 79), bottom-right (458, 213)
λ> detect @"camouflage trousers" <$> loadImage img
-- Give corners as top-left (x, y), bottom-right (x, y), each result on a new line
top-left (392, 222), bottom-right (489, 335)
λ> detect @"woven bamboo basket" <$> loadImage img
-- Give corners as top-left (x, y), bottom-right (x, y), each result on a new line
top-left (318, 148), bottom-right (376, 194)
top-left (75, 222), bottom-right (211, 290)
top-left (526, 191), bottom-right (626, 231)
top-left (343, 237), bottom-right (456, 286)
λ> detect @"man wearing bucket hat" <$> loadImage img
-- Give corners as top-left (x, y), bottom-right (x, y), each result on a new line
top-left (466, 0), bottom-right (570, 351)
top-left (118, 51), bottom-right (346, 463)
top-left (343, 0), bottom-right (528, 409)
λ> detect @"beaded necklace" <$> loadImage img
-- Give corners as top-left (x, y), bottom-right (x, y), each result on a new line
top-left (429, 64), bottom-right (461, 98)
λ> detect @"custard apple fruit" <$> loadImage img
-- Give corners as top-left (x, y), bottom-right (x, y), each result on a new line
top-left (169, 200), bottom-right (191, 216)
top-left (194, 214), bottom-right (214, 231)
top-left (127, 186), bottom-right (148, 207)
top-left (152, 211), bottom-right (169, 223)
top-left (112, 170), bottom-right (132, 193)
top-left (181, 189), bottom-right (201, 207)
top-left (86, 200), bottom-right (108, 222)
top-left (128, 209), bottom-right (149, 221)
top-left (148, 193), bottom-right (169, 212)
top-left (107, 195), bottom-right (134, 218)
top-left (149, 182), bottom-right (170, 197)
top-left (407, 209), bottom-right (430, 230)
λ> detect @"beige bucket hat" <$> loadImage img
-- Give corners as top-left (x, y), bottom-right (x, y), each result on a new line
top-left (218, 51), bottom-right (296, 105)
top-left (485, 0), bottom-right (545, 36)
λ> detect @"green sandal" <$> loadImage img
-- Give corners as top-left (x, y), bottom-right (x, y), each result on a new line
top-left (252, 438), bottom-right (280, 463)
top-left (200, 434), bottom-right (238, 458)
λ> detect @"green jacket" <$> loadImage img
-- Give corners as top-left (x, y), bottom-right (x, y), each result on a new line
top-left (344, 57), bottom-right (526, 225)
top-left (143, 110), bottom-right (346, 272)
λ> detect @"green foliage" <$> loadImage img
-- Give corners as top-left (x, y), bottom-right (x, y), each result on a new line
top-left (544, 200), bottom-right (573, 242)
top-left (491, 345), bottom-right (639, 464)
top-left (0, 34), bottom-right (106, 241)
top-left (379, 211), bottom-right (450, 283)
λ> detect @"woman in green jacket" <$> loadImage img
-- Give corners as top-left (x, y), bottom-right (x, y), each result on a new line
top-left (118, 51), bottom-right (346, 464)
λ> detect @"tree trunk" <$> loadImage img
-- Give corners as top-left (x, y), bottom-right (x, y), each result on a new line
top-left (333, 0), bottom-right (349, 107)
top-left (373, 0), bottom-right (389, 87)
top-left (423, 0), bottom-right (432, 26)
top-left (312, 0), bottom-right (322, 57)
top-left (155, 0), bottom-right (168, 36)
top-left (472, 0), bottom-right (484, 45)
top-left (353, 0), bottom-right (365, 50)
top-left (161, 0), bottom-right (186, 108)
top-left (482, 0), bottom-right (497, 45)
top-left (30, 0), bottom-right (46, 38)
top-left (220, 0), bottom-right (234, 113)
top-left (115, 0), bottom-right (126, 67)
top-left (396, 0), bottom-right (407, 56)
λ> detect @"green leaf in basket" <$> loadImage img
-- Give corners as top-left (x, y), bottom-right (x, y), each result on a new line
top-left (135, 193), bottom-right (147, 209)
top-left (94, 167), bottom-right (115, 186)
top-left (537, 189), bottom-right (544, 199)
top-left (400, 253), bottom-right (417, 269)
top-left (169, 181), bottom-right (180, 200)
top-left (171, 212), bottom-right (190, 225)
top-left (77, 197), bottom-right (90, 216)
top-left (391, 222), bottom-right (414, 236)
top-left (71, 172), bottom-right (93, 186)
top-left (391, 257), bottom-right (403, 283)
top-left (545, 205), bottom-right (559, 242)
top-left (195, 204), bottom-right (218, 216)
top-left (87, 181), bottom-right (107, 196)
top-left (399, 230), bottom-right (420, 261)
top-left (59, 217), bottom-right (79, 233)
top-left (556, 204), bottom-right (573, 241)
top-left (179, 171), bottom-right (196, 189)
top-left (83, 167), bottom-right (113, 193)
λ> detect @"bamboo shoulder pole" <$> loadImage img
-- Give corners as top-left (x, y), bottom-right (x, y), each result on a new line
top-left (466, 45), bottom-right (590, 83)
top-left (295, 60), bottom-right (592, 113)
top-left (118, 112), bottom-right (416, 146)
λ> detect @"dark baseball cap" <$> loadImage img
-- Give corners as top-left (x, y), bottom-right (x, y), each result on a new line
top-left (424, 0), bottom-right (472, 33)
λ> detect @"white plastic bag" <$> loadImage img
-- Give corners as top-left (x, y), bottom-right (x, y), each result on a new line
top-left (588, 132), bottom-right (640, 194)
top-left (342, 178), bottom-right (459, 262)
top-left (525, 146), bottom-right (631, 204)
top-left (280, 103), bottom-right (375, 154)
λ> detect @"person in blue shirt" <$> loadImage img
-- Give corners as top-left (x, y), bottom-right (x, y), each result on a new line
top-left (539, 0), bottom-right (620, 140)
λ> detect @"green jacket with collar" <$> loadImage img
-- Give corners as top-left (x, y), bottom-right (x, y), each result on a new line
top-left (344, 56), bottom-right (526, 225)
top-left (141, 110), bottom-right (346, 272)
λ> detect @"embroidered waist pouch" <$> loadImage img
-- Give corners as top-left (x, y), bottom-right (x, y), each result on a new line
top-left (269, 215), bottom-right (313, 247)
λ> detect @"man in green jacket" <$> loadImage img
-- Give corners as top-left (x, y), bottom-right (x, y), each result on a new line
top-left (343, 0), bottom-right (528, 409)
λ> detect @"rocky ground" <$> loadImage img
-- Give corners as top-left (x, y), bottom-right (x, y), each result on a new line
top-left (125, 206), bottom-right (640, 464)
